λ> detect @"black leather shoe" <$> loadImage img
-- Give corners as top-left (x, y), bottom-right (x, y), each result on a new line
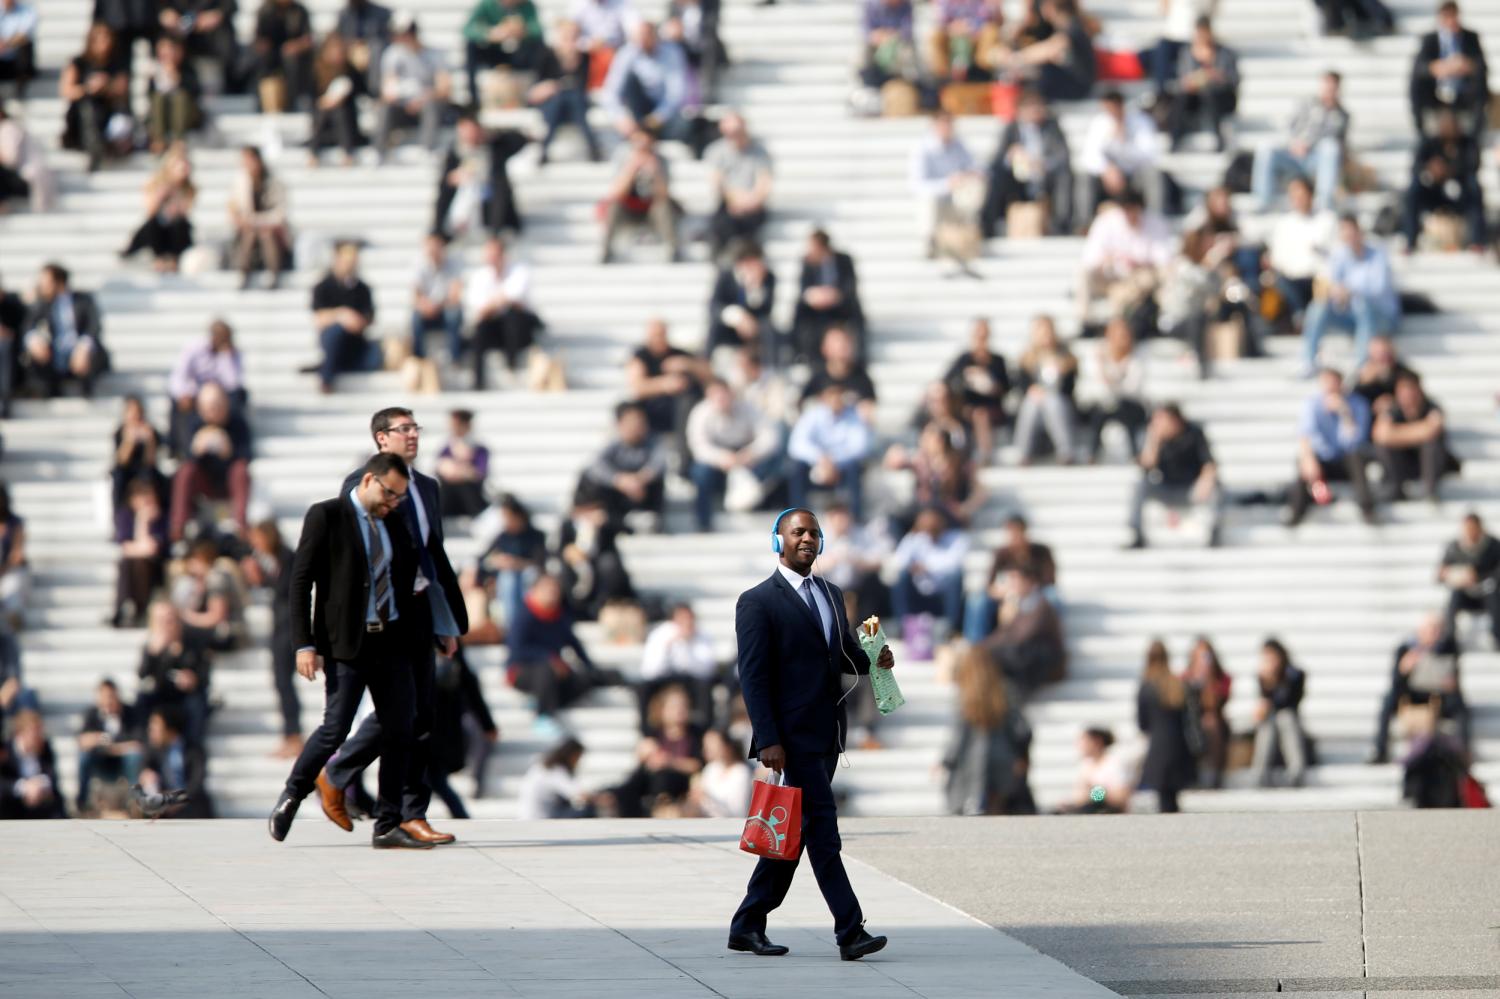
top-left (839, 929), bottom-right (887, 961)
top-left (268, 792), bottom-right (300, 842)
top-left (727, 931), bottom-right (788, 956)
top-left (372, 826), bottom-right (435, 850)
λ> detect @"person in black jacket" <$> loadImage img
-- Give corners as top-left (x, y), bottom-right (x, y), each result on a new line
top-left (707, 244), bottom-right (778, 363)
top-left (76, 679), bottom-right (144, 812)
top-left (140, 704), bottom-right (214, 818)
top-left (1370, 613), bottom-right (1471, 765)
top-left (158, 0), bottom-right (242, 92)
top-left (791, 230), bottom-right (863, 364)
top-left (136, 600), bottom-right (211, 747)
top-left (0, 272), bottom-right (25, 418)
top-left (0, 708), bottom-right (65, 818)
top-left (322, 407), bottom-right (470, 845)
top-left (309, 241), bottom-right (379, 394)
top-left (21, 263), bottom-right (107, 399)
top-left (1401, 111), bottom-right (1486, 252)
top-left (943, 319), bottom-right (1010, 464)
top-left (269, 453), bottom-right (429, 849)
top-left (242, 520), bottom-right (301, 758)
top-left (1438, 513), bottom-right (1500, 645)
top-left (980, 90), bottom-right (1073, 238)
top-left (1248, 638), bottom-right (1308, 787)
top-left (1136, 639), bottom-right (1195, 813)
top-left (729, 508), bottom-right (891, 961)
top-left (555, 490), bottom-right (635, 620)
top-left (434, 113), bottom-right (529, 238)
top-left (250, 0), bottom-right (316, 110)
top-left (1409, 1), bottom-right (1489, 136)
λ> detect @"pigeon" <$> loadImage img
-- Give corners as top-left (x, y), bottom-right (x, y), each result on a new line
top-left (130, 785), bottom-right (190, 820)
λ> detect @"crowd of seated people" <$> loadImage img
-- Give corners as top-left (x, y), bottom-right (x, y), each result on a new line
top-left (3, 0), bottom-right (1498, 829)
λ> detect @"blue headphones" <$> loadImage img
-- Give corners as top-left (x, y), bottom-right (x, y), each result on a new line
top-left (771, 508), bottom-right (824, 555)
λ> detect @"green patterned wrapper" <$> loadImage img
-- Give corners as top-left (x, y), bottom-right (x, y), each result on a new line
top-left (857, 623), bottom-right (906, 716)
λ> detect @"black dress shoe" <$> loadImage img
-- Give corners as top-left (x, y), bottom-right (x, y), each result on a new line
top-left (839, 929), bottom-right (887, 961)
top-left (268, 791), bottom-right (300, 842)
top-left (727, 931), bottom-right (788, 956)
top-left (372, 826), bottom-right (435, 850)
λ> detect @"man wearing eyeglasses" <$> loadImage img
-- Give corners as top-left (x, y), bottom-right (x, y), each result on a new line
top-left (269, 453), bottom-right (430, 849)
top-left (318, 406), bottom-right (470, 845)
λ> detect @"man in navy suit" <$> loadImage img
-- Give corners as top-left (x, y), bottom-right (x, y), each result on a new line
top-left (318, 407), bottom-right (470, 845)
top-left (728, 507), bottom-right (892, 961)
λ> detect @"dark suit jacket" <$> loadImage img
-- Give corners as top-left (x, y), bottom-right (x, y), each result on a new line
top-left (22, 291), bottom-right (109, 369)
top-left (708, 267), bottom-right (777, 328)
top-left (993, 118), bottom-right (1071, 177)
top-left (1414, 28), bottom-right (1489, 99)
top-left (290, 493), bottom-right (419, 662)
top-left (735, 569), bottom-right (870, 760)
top-left (796, 251), bottom-right (862, 320)
top-left (341, 464), bottom-right (468, 637)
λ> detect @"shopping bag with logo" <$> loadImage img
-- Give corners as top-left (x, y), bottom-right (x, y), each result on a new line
top-left (857, 616), bottom-right (906, 715)
top-left (740, 771), bottom-right (802, 861)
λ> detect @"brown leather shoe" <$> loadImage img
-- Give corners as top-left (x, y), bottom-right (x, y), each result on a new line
top-left (401, 818), bottom-right (456, 845)
top-left (316, 771), bottom-right (353, 832)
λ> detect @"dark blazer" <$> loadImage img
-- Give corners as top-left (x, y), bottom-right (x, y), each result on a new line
top-left (290, 493), bottom-right (418, 662)
top-left (23, 291), bottom-right (109, 369)
top-left (1414, 29), bottom-right (1489, 98)
top-left (735, 569), bottom-right (870, 759)
top-left (708, 267), bottom-right (777, 328)
top-left (796, 252), bottom-right (861, 316)
top-left (1137, 682), bottom-right (1196, 793)
top-left (342, 464), bottom-right (468, 637)
top-left (992, 118), bottom-right (1071, 177)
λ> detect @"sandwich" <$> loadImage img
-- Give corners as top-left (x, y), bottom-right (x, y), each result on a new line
top-left (861, 616), bottom-right (880, 638)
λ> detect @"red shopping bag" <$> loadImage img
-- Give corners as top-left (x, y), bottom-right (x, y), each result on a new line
top-left (740, 773), bottom-right (802, 861)
top-left (990, 80), bottom-right (1020, 122)
top-left (1095, 48), bottom-right (1144, 82)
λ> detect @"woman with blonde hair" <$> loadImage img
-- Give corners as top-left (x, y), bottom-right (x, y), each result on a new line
top-left (121, 143), bottom-right (196, 271)
top-left (1013, 314), bottom-right (1078, 465)
top-left (1136, 638), bottom-right (1196, 812)
top-left (940, 643), bottom-right (1034, 815)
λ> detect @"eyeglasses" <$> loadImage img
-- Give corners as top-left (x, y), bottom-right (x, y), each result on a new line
top-left (374, 480), bottom-right (408, 505)
top-left (385, 424), bottom-right (422, 436)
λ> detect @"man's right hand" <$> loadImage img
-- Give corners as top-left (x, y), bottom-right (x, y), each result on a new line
top-left (296, 649), bottom-right (323, 681)
top-left (759, 744), bottom-right (786, 773)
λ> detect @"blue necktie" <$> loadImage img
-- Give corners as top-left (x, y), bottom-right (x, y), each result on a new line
top-left (800, 578), bottom-right (827, 644)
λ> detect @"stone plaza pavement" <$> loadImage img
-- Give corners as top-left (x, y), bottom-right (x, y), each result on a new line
top-left (0, 818), bottom-right (1116, 999)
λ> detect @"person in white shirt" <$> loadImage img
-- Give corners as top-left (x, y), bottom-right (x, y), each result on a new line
top-left (637, 602), bottom-right (720, 730)
top-left (909, 112), bottom-right (980, 255)
top-left (374, 14), bottom-right (450, 156)
top-left (463, 236), bottom-right (542, 389)
top-left (787, 384), bottom-right (874, 519)
top-left (1264, 176), bottom-right (1335, 323)
top-left (691, 728), bottom-right (753, 818)
top-left (1080, 91), bottom-right (1163, 219)
top-left (890, 507), bottom-right (970, 637)
top-left (573, 0), bottom-right (636, 52)
top-left (410, 231), bottom-right (464, 361)
top-left (1082, 317), bottom-right (1148, 462)
top-left (686, 378), bottom-right (781, 530)
top-left (517, 738), bottom-right (595, 819)
top-left (1077, 192), bottom-right (1173, 324)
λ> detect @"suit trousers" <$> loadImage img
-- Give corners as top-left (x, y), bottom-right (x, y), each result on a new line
top-left (731, 753), bottom-right (864, 945)
top-left (324, 638), bottom-right (436, 823)
top-left (285, 634), bottom-right (417, 835)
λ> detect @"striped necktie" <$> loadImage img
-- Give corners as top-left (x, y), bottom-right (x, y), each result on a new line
top-left (367, 515), bottom-right (391, 622)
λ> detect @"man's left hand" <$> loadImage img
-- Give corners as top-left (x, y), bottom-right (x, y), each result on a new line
top-left (876, 646), bottom-right (895, 671)
top-left (437, 636), bottom-right (458, 656)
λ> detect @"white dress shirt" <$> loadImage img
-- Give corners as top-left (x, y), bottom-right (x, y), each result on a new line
top-left (777, 562), bottom-right (834, 645)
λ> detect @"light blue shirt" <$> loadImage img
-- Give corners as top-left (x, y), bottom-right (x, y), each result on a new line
top-left (0, 5), bottom-right (37, 57)
top-left (777, 562), bottom-right (833, 645)
top-left (1299, 391), bottom-right (1370, 461)
top-left (348, 488), bottom-right (398, 625)
top-left (1328, 242), bottom-right (1400, 319)
top-left (787, 403), bottom-right (872, 467)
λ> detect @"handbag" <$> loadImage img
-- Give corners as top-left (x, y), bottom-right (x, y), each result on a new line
top-left (741, 771), bottom-right (802, 861)
top-left (1005, 200), bottom-right (1048, 239)
top-left (991, 80), bottom-right (1020, 121)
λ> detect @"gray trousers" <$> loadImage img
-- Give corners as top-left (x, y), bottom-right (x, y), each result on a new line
top-left (375, 98), bottom-right (444, 154)
top-left (1250, 708), bottom-right (1307, 787)
top-left (1127, 479), bottom-right (1224, 541)
top-left (1013, 391), bottom-right (1075, 463)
